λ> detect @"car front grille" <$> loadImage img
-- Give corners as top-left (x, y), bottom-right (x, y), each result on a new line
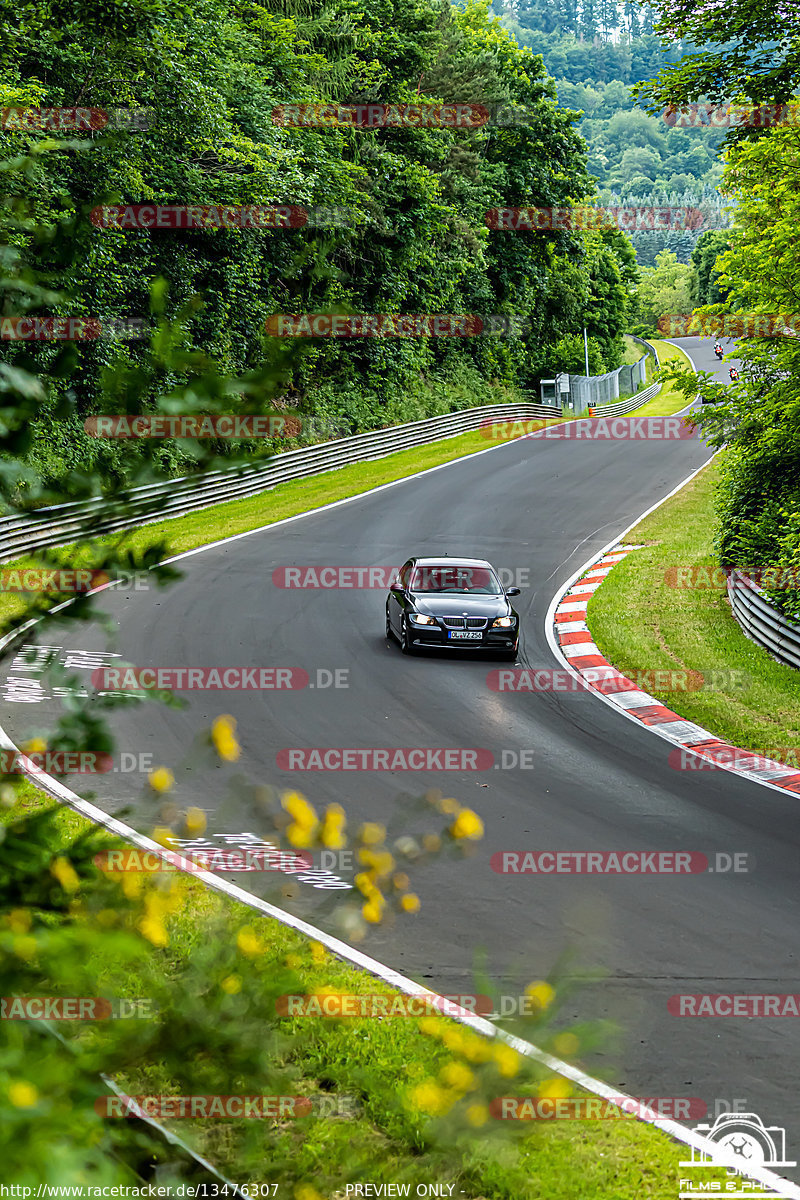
top-left (441, 616), bottom-right (488, 630)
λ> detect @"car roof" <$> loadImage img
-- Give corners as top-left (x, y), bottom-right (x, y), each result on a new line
top-left (411, 557), bottom-right (494, 568)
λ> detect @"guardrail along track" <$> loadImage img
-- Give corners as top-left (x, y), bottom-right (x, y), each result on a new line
top-left (727, 570), bottom-right (800, 670)
top-left (1, 389), bottom-right (660, 561)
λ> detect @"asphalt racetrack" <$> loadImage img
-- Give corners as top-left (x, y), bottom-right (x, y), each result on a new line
top-left (10, 336), bottom-right (799, 1166)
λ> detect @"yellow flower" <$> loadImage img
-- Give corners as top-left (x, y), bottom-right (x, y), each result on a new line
top-left (286, 822), bottom-right (315, 848)
top-left (460, 1033), bottom-right (493, 1063)
top-left (237, 926), bottom-right (263, 957)
top-left (355, 872), bottom-right (379, 897)
top-left (282, 792), bottom-right (319, 843)
top-left (212, 715), bottom-right (240, 762)
top-left (362, 901), bottom-right (383, 924)
top-left (294, 1186), bottom-right (322, 1200)
top-left (50, 856), bottom-right (80, 893)
top-left (285, 953), bottom-right (302, 969)
top-left (409, 1080), bottom-right (452, 1116)
top-left (553, 1031), bottom-right (580, 1057)
top-left (467, 1103), bottom-right (489, 1126)
top-left (440, 1061), bottom-right (475, 1092)
top-left (148, 768), bottom-right (174, 793)
top-left (441, 1027), bottom-right (465, 1053)
top-left (185, 807), bottom-right (207, 836)
top-left (357, 848), bottom-right (394, 877)
top-left (151, 826), bottom-right (178, 848)
top-left (438, 797), bottom-right (461, 815)
top-left (138, 915), bottom-right (168, 947)
top-left (8, 1082), bottom-right (38, 1108)
top-left (392, 872), bottom-right (410, 891)
top-left (418, 1016), bottom-right (445, 1038)
top-left (7, 909), bottom-right (31, 934)
top-left (422, 833), bottom-right (441, 853)
top-left (320, 804), bottom-right (346, 849)
top-left (221, 974), bottom-right (242, 994)
top-left (538, 1076), bottom-right (571, 1101)
top-left (121, 872), bottom-right (143, 899)
top-left (525, 980), bottom-right (556, 1012)
top-left (400, 893), bottom-right (420, 914)
top-left (493, 1043), bottom-right (521, 1077)
top-left (450, 808), bottom-right (484, 840)
top-left (310, 941), bottom-right (327, 964)
top-left (358, 822), bottom-right (385, 846)
top-left (21, 738), bottom-right (47, 755)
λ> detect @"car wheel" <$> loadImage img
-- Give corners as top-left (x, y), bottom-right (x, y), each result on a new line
top-left (400, 617), bottom-right (416, 655)
top-left (385, 607), bottom-right (394, 642)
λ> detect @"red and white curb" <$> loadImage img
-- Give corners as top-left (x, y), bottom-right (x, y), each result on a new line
top-left (552, 543), bottom-right (800, 798)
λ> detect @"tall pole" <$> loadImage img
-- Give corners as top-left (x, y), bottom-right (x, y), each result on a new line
top-left (583, 326), bottom-right (589, 376)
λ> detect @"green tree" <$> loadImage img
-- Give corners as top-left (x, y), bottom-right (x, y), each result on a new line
top-left (690, 229), bottom-right (730, 304)
top-left (631, 247), bottom-right (693, 327)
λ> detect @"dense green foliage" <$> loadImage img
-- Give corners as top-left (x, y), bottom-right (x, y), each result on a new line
top-left (487, 3), bottom-right (728, 264)
top-left (662, 121), bottom-right (800, 620)
top-left (690, 230), bottom-right (730, 305)
top-left (492, 0), bottom-right (678, 84)
top-left (0, 0), bottom-right (642, 488)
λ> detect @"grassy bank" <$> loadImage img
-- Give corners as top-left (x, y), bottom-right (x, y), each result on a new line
top-left (588, 459), bottom-right (800, 751)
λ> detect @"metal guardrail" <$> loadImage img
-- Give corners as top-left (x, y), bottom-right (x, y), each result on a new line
top-left (0, 388), bottom-right (660, 562)
top-left (630, 335), bottom-right (658, 361)
top-left (587, 381), bottom-right (660, 417)
top-left (727, 570), bottom-right (800, 670)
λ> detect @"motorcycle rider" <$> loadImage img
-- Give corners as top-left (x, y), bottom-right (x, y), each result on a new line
top-left (714, 343), bottom-right (723, 359)
top-left (729, 367), bottom-right (739, 381)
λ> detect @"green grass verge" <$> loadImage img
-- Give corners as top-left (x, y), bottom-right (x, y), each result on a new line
top-left (0, 786), bottom-right (712, 1198)
top-left (588, 458), bottom-right (800, 754)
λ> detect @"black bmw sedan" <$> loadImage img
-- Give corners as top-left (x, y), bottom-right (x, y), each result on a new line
top-left (385, 557), bottom-right (520, 659)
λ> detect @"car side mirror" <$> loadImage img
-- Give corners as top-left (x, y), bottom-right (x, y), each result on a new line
top-left (390, 581), bottom-right (404, 593)
top-left (505, 587), bottom-right (521, 597)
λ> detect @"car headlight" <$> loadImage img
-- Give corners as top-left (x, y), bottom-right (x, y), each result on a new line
top-left (409, 613), bottom-right (436, 625)
top-left (492, 616), bottom-right (516, 628)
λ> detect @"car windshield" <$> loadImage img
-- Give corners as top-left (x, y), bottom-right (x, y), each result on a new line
top-left (410, 565), bottom-right (502, 594)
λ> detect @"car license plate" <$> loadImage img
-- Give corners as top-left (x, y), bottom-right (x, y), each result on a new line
top-left (449, 630), bottom-right (482, 640)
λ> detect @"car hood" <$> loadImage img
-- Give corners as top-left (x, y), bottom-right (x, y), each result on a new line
top-left (410, 593), bottom-right (512, 618)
